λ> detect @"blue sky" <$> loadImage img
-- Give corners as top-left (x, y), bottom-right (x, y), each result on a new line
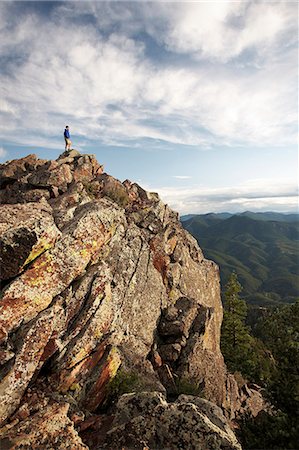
top-left (0, 1), bottom-right (298, 214)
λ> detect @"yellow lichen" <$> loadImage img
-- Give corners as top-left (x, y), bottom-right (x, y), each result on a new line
top-left (31, 294), bottom-right (52, 306)
top-left (80, 240), bottom-right (101, 258)
top-left (202, 329), bottom-right (211, 348)
top-left (23, 252), bottom-right (54, 288)
top-left (23, 237), bottom-right (55, 267)
top-left (109, 223), bottom-right (116, 237)
top-left (107, 347), bottom-right (122, 379)
top-left (93, 328), bottom-right (103, 339)
top-left (69, 348), bottom-right (88, 368)
top-left (168, 288), bottom-right (179, 303)
top-left (80, 248), bottom-right (91, 258)
top-left (69, 383), bottom-right (80, 392)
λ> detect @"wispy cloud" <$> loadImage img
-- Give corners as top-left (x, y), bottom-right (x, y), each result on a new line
top-left (0, 146), bottom-right (7, 159)
top-left (151, 179), bottom-right (298, 215)
top-left (147, 1), bottom-right (297, 63)
top-left (0, 1), bottom-right (297, 150)
top-left (173, 176), bottom-right (192, 180)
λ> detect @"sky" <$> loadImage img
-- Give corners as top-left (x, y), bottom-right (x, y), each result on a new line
top-left (0, 1), bottom-right (298, 215)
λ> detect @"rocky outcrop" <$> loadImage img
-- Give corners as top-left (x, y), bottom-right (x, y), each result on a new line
top-left (102, 391), bottom-right (242, 449)
top-left (0, 149), bottom-right (263, 448)
top-left (0, 200), bottom-right (60, 283)
top-left (0, 399), bottom-right (87, 449)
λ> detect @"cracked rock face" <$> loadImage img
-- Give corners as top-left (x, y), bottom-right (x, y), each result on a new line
top-left (103, 391), bottom-right (242, 450)
top-left (0, 150), bottom-right (259, 448)
top-left (0, 201), bottom-right (61, 283)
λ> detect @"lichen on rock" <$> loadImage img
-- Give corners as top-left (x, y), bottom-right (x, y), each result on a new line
top-left (102, 391), bottom-right (242, 450)
top-left (0, 150), bottom-right (265, 448)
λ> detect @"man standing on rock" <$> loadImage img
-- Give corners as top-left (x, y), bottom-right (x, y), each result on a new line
top-left (64, 126), bottom-right (72, 151)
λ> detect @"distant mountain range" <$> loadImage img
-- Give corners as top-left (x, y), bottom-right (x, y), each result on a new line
top-left (181, 212), bottom-right (299, 306)
top-left (181, 211), bottom-right (299, 223)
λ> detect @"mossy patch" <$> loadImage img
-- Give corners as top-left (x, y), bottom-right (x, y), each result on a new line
top-left (106, 368), bottom-right (146, 403)
top-left (69, 383), bottom-right (81, 392)
top-left (175, 377), bottom-right (205, 397)
top-left (104, 187), bottom-right (129, 208)
top-left (83, 182), bottom-right (99, 199)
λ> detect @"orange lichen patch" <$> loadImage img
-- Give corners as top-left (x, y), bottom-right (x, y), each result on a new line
top-left (79, 237), bottom-right (109, 261)
top-left (63, 314), bottom-right (111, 373)
top-left (40, 338), bottom-right (59, 362)
top-left (83, 347), bottom-right (121, 412)
top-left (92, 281), bottom-right (106, 299)
top-left (22, 251), bottom-right (55, 286)
top-left (14, 370), bottom-right (22, 380)
top-left (153, 253), bottom-right (168, 281)
top-left (58, 342), bottom-right (107, 393)
top-left (150, 237), bottom-right (169, 285)
top-left (0, 402), bottom-right (87, 449)
top-left (0, 309), bottom-right (55, 425)
top-left (0, 295), bottom-right (27, 344)
top-left (0, 209), bottom-right (113, 338)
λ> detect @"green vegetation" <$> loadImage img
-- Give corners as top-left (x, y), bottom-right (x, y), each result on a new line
top-left (106, 368), bottom-right (145, 403)
top-left (182, 212), bottom-right (299, 447)
top-left (239, 410), bottom-right (297, 450)
top-left (221, 273), bottom-right (251, 373)
top-left (182, 212), bottom-right (299, 306)
top-left (221, 273), bottom-right (298, 448)
top-left (239, 301), bottom-right (299, 449)
top-left (105, 186), bottom-right (129, 208)
top-left (220, 273), bottom-right (274, 382)
top-left (255, 301), bottom-right (299, 414)
top-left (82, 181), bottom-right (99, 199)
top-left (175, 377), bottom-right (205, 396)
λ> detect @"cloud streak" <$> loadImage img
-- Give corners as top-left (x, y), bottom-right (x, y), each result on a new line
top-left (0, 146), bottom-right (7, 159)
top-left (152, 179), bottom-right (298, 215)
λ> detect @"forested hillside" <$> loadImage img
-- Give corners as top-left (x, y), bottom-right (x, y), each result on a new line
top-left (182, 212), bottom-right (299, 306)
top-left (220, 274), bottom-right (299, 449)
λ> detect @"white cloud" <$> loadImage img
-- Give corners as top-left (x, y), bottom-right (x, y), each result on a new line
top-left (151, 179), bottom-right (298, 215)
top-left (143, 1), bottom-right (297, 63)
top-left (0, 2), bottom-right (297, 150)
top-left (173, 176), bottom-right (192, 180)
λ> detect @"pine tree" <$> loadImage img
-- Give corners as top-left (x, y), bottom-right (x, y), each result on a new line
top-left (220, 272), bottom-right (256, 377)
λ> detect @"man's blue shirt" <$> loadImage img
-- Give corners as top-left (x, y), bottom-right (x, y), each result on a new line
top-left (64, 129), bottom-right (70, 138)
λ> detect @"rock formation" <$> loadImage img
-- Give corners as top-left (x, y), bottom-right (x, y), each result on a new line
top-left (101, 392), bottom-right (242, 450)
top-left (0, 150), bottom-right (264, 448)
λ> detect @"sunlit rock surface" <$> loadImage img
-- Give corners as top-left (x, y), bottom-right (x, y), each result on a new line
top-left (0, 150), bottom-right (262, 448)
